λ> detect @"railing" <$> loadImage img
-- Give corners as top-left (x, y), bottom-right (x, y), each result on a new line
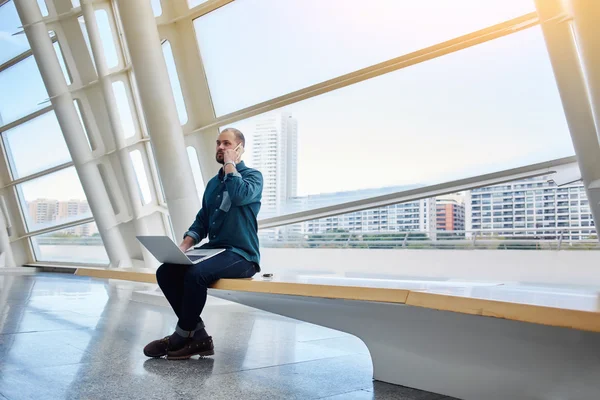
top-left (259, 227), bottom-right (599, 251)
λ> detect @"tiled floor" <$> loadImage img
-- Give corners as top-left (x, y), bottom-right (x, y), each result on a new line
top-left (0, 270), bottom-right (457, 400)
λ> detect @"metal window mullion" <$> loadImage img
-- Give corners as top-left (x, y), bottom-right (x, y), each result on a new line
top-left (0, 105), bottom-right (54, 133)
top-left (15, 216), bottom-right (96, 240)
top-left (0, 161), bottom-right (74, 189)
top-left (0, 35), bottom-right (59, 73)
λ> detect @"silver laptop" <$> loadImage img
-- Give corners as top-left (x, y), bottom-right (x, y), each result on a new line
top-left (136, 236), bottom-right (224, 265)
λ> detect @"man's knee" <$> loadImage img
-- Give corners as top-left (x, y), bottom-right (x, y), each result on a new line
top-left (156, 263), bottom-right (176, 285)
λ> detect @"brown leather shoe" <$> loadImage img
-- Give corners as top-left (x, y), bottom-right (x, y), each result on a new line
top-left (143, 336), bottom-right (171, 358)
top-left (166, 336), bottom-right (214, 360)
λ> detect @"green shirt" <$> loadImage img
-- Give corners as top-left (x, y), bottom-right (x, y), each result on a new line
top-left (184, 161), bottom-right (263, 268)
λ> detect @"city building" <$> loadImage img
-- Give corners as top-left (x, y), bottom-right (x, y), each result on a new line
top-left (250, 112), bottom-right (298, 215)
top-left (436, 196), bottom-right (466, 232)
top-left (26, 199), bottom-right (97, 236)
top-left (466, 177), bottom-right (595, 240)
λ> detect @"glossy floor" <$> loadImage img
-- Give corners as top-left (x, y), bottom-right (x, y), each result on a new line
top-left (0, 270), bottom-right (456, 400)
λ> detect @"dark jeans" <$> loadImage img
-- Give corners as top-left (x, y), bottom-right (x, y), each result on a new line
top-left (156, 250), bottom-right (257, 331)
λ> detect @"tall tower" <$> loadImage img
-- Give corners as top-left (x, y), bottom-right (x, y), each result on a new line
top-left (251, 112), bottom-right (298, 215)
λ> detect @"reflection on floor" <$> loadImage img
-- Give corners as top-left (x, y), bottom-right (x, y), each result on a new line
top-left (0, 271), bottom-right (457, 400)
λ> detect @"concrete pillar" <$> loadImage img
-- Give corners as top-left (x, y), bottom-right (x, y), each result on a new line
top-left (14, 0), bottom-right (132, 267)
top-left (116, 0), bottom-right (200, 240)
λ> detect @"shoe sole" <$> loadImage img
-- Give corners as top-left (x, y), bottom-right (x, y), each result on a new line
top-left (144, 351), bottom-right (167, 358)
top-left (166, 349), bottom-right (215, 360)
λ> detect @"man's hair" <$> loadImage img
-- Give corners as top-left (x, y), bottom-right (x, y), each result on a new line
top-left (221, 128), bottom-right (245, 147)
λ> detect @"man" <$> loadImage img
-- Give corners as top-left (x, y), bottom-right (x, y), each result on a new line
top-left (143, 128), bottom-right (263, 360)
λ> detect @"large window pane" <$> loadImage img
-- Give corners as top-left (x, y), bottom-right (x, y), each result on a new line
top-left (0, 55), bottom-right (48, 125)
top-left (18, 167), bottom-right (91, 232)
top-left (2, 111), bottom-right (71, 179)
top-left (224, 27), bottom-right (573, 218)
top-left (31, 222), bottom-right (109, 265)
top-left (194, 0), bottom-right (535, 116)
top-left (0, 1), bottom-right (30, 64)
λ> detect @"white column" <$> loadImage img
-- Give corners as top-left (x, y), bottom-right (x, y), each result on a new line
top-left (116, 0), bottom-right (200, 240)
top-left (534, 0), bottom-right (600, 236)
top-left (14, 0), bottom-right (132, 267)
top-left (80, 1), bottom-right (155, 266)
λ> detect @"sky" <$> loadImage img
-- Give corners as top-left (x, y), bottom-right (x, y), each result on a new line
top-left (196, 0), bottom-right (574, 195)
top-left (0, 0), bottom-right (577, 213)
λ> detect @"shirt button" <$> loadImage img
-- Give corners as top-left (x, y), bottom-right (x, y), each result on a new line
top-left (212, 222), bottom-right (215, 225)
top-left (217, 194), bottom-right (221, 198)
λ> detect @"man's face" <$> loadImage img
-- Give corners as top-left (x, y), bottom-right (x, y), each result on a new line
top-left (215, 130), bottom-right (238, 164)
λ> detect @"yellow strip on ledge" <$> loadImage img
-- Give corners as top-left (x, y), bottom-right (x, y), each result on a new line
top-left (406, 291), bottom-right (600, 333)
top-left (75, 267), bottom-right (600, 333)
top-left (74, 267), bottom-right (409, 304)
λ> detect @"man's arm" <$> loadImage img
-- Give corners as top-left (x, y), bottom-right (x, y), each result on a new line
top-left (180, 196), bottom-right (209, 251)
top-left (223, 169), bottom-right (263, 206)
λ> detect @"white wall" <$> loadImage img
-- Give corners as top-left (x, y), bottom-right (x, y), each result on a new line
top-left (260, 248), bottom-right (600, 286)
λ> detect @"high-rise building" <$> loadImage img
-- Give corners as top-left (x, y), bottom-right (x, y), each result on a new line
top-left (251, 112), bottom-right (298, 215)
top-left (466, 177), bottom-right (595, 240)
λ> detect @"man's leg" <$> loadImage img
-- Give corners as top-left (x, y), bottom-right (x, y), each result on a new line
top-left (143, 263), bottom-right (190, 358)
top-left (167, 251), bottom-right (256, 359)
top-left (156, 263), bottom-right (188, 319)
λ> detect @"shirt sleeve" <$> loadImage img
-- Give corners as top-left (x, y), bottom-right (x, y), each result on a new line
top-left (184, 195), bottom-right (209, 245)
top-left (224, 169), bottom-right (263, 206)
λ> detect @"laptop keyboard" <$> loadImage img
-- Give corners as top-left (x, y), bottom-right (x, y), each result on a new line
top-left (188, 255), bottom-right (206, 262)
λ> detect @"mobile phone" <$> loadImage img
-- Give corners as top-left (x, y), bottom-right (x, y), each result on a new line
top-left (233, 142), bottom-right (245, 160)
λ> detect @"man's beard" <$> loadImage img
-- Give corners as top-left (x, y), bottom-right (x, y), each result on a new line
top-left (215, 152), bottom-right (224, 164)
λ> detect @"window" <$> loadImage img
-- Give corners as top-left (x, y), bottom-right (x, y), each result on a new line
top-left (187, 146), bottom-right (205, 200)
top-left (0, 1), bottom-right (30, 64)
top-left (151, 0), bottom-right (162, 16)
top-left (48, 32), bottom-right (72, 85)
top-left (112, 80), bottom-right (137, 138)
top-left (37, 0), bottom-right (49, 16)
top-left (194, 0), bottom-right (535, 116)
top-left (31, 222), bottom-right (109, 265)
top-left (2, 111), bottom-right (71, 179)
top-left (224, 27), bottom-right (573, 218)
top-left (0, 55), bottom-right (49, 124)
top-left (162, 41), bottom-right (188, 125)
top-left (95, 9), bottom-right (119, 69)
top-left (73, 99), bottom-right (94, 151)
top-left (130, 150), bottom-right (152, 205)
top-left (17, 167), bottom-right (92, 232)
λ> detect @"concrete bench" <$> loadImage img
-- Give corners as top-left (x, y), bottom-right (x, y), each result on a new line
top-left (75, 267), bottom-right (600, 400)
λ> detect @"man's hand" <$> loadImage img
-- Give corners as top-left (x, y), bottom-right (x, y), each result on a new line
top-left (179, 236), bottom-right (195, 253)
top-left (224, 145), bottom-right (244, 164)
top-left (223, 149), bottom-right (237, 164)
